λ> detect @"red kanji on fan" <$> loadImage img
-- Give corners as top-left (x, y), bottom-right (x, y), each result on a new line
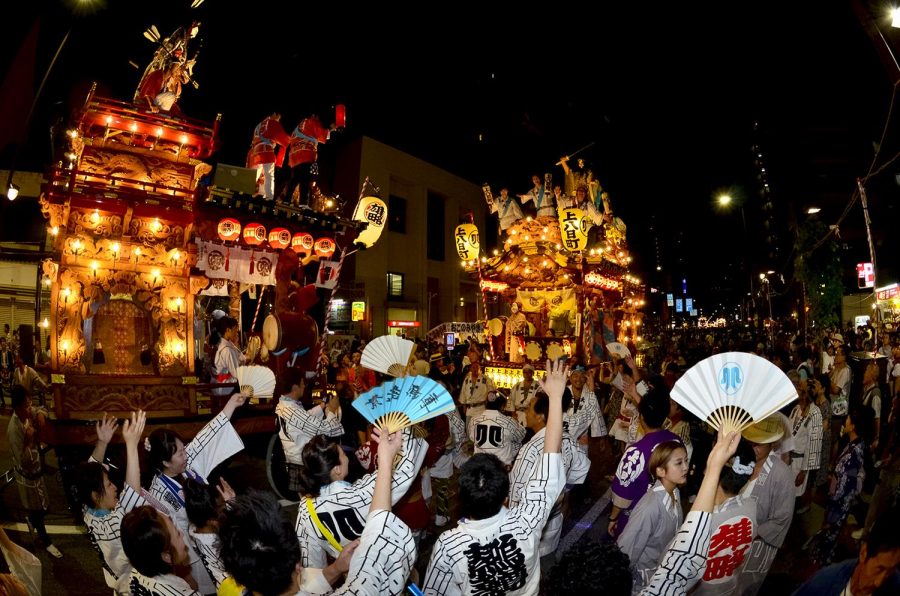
top-left (703, 516), bottom-right (753, 581)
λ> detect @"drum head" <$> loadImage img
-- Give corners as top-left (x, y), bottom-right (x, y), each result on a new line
top-left (262, 314), bottom-right (281, 351)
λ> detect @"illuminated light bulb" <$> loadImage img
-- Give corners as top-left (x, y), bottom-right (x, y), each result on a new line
top-left (72, 238), bottom-right (83, 252)
top-left (91, 210), bottom-right (100, 224)
top-left (543, 261), bottom-right (549, 267)
top-left (589, 249), bottom-right (595, 255)
top-left (526, 216), bottom-right (532, 222)
top-left (555, 243), bottom-right (562, 250)
top-left (617, 251), bottom-right (624, 257)
top-left (156, 127), bottom-right (163, 137)
top-left (481, 257), bottom-right (487, 263)
top-left (493, 249), bottom-right (499, 256)
top-left (133, 247), bottom-right (142, 257)
top-left (151, 218), bottom-right (161, 232)
top-left (129, 122), bottom-right (138, 132)
top-left (524, 235), bottom-right (530, 241)
top-left (172, 249), bottom-right (181, 262)
top-left (597, 247), bottom-right (603, 253)
top-left (541, 234), bottom-right (546, 240)
top-left (504, 266), bottom-right (510, 271)
top-left (67, 129), bottom-right (78, 139)
top-left (542, 227), bottom-right (549, 233)
top-left (563, 273), bottom-right (569, 279)
top-left (522, 257), bottom-right (528, 262)
top-left (510, 230), bottom-right (518, 236)
top-left (61, 339), bottom-right (70, 354)
top-left (90, 261), bottom-right (99, 273)
top-left (111, 242), bottom-right (120, 256)
top-left (105, 115), bottom-right (113, 125)
top-left (43, 277), bottom-right (51, 287)
top-left (637, 336), bottom-right (642, 342)
top-left (42, 318), bottom-right (49, 328)
top-left (326, 199), bottom-right (334, 208)
top-left (180, 134), bottom-right (188, 144)
top-left (524, 268), bottom-right (531, 274)
top-left (50, 226), bottom-right (59, 236)
top-left (461, 261), bottom-right (467, 268)
top-left (151, 268), bottom-right (161, 280)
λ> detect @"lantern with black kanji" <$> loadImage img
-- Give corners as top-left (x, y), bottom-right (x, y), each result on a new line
top-left (556, 208), bottom-right (589, 252)
top-left (268, 227), bottom-right (291, 250)
top-left (352, 196), bottom-right (387, 248)
top-left (243, 222), bottom-right (266, 246)
top-left (454, 223), bottom-right (480, 260)
top-left (217, 218), bottom-right (241, 242)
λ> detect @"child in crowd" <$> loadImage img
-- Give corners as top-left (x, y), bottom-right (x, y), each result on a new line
top-left (617, 439), bottom-right (689, 593)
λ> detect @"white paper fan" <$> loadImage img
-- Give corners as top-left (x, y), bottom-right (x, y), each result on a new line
top-left (353, 376), bottom-right (456, 432)
top-left (361, 335), bottom-right (415, 377)
top-left (671, 352), bottom-right (798, 434)
top-left (606, 342), bottom-right (631, 359)
top-left (235, 365), bottom-right (276, 401)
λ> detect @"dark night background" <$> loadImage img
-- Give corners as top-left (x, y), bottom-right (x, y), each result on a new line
top-left (2, 0), bottom-right (899, 319)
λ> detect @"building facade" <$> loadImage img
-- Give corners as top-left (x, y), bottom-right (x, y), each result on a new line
top-left (333, 137), bottom-right (486, 339)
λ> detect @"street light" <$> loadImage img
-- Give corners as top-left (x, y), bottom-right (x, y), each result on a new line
top-left (6, 183), bottom-right (19, 201)
top-left (806, 206), bottom-right (821, 214)
top-left (717, 194), bottom-right (732, 206)
top-left (892, 7), bottom-right (900, 28)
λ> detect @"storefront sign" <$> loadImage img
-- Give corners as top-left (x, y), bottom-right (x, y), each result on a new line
top-left (388, 320), bottom-right (421, 328)
top-left (876, 283), bottom-right (899, 301)
top-left (351, 301), bottom-right (366, 321)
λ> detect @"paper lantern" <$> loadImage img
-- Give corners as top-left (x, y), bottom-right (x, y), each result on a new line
top-left (352, 196), bottom-right (387, 248)
top-left (335, 104), bottom-right (347, 129)
top-left (291, 232), bottom-right (314, 255)
top-left (268, 227), bottom-right (291, 250)
top-left (454, 223), bottom-right (480, 260)
top-left (557, 208), bottom-right (589, 252)
top-left (217, 218), bottom-right (241, 242)
top-left (314, 237), bottom-right (336, 258)
top-left (243, 223), bottom-right (266, 246)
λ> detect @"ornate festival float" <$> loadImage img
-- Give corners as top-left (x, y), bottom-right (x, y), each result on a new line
top-left (459, 158), bottom-right (646, 388)
top-left (37, 22), bottom-right (377, 447)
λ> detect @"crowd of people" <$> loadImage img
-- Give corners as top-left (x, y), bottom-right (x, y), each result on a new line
top-left (1, 319), bottom-right (900, 594)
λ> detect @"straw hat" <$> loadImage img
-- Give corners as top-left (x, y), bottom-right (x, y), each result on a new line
top-left (741, 414), bottom-right (785, 444)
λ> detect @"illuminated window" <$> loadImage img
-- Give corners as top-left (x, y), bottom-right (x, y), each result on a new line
top-left (387, 272), bottom-right (404, 299)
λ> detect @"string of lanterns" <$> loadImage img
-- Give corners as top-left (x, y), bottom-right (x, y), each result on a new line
top-left (217, 218), bottom-right (335, 258)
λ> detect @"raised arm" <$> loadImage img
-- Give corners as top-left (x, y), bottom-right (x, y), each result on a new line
top-left (692, 428), bottom-right (740, 513)
top-left (121, 410), bottom-right (146, 492)
top-left (222, 391), bottom-right (248, 420)
top-left (370, 427), bottom-right (403, 513)
top-left (90, 413), bottom-right (118, 463)
top-left (540, 359), bottom-right (568, 454)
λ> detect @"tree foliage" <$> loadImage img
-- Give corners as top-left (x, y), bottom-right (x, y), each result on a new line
top-left (794, 218), bottom-right (842, 329)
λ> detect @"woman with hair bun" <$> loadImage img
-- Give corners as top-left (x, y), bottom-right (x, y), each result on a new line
top-left (211, 317), bottom-right (244, 397)
top-left (295, 429), bottom-right (427, 569)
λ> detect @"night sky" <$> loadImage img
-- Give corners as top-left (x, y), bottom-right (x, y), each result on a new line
top-left (2, 0), bottom-right (897, 316)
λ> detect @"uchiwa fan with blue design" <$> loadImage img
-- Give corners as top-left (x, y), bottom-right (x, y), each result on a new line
top-left (671, 352), bottom-right (798, 434)
top-left (352, 376), bottom-right (456, 433)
